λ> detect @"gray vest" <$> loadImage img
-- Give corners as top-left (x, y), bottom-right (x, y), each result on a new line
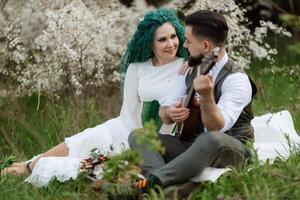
top-left (185, 58), bottom-right (257, 143)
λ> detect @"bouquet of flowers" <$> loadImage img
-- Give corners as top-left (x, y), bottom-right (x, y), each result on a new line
top-left (79, 146), bottom-right (114, 181)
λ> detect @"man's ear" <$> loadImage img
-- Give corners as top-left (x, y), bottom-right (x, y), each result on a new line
top-left (203, 40), bottom-right (210, 52)
top-left (203, 40), bottom-right (214, 53)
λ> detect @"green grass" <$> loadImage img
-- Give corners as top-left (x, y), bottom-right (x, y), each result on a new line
top-left (1, 41), bottom-right (300, 199)
top-left (248, 40), bottom-right (300, 132)
top-left (0, 174), bottom-right (101, 200)
top-left (0, 93), bottom-right (121, 159)
top-left (187, 153), bottom-right (300, 200)
top-left (0, 93), bottom-right (121, 200)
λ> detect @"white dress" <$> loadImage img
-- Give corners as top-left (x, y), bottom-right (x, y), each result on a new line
top-left (25, 58), bottom-right (185, 187)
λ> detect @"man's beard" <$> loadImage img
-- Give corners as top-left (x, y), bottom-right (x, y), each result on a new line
top-left (188, 53), bottom-right (204, 67)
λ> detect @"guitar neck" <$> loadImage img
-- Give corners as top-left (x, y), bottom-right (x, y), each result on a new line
top-left (182, 65), bottom-right (201, 108)
top-left (177, 48), bottom-right (219, 140)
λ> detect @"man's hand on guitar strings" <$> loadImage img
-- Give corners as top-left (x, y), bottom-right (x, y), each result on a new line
top-left (193, 74), bottom-right (214, 99)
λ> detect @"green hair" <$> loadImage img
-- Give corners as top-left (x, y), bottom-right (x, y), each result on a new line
top-left (120, 8), bottom-right (188, 87)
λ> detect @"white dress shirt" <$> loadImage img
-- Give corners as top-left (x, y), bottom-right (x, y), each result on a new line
top-left (162, 52), bottom-right (252, 132)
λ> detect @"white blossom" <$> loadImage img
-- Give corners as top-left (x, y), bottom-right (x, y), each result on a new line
top-left (0, 0), bottom-right (291, 97)
top-left (167, 0), bottom-right (291, 68)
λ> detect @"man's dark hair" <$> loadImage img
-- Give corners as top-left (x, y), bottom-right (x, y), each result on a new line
top-left (185, 10), bottom-right (228, 46)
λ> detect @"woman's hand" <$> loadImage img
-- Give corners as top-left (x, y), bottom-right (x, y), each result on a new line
top-left (167, 102), bottom-right (190, 122)
top-left (178, 62), bottom-right (191, 75)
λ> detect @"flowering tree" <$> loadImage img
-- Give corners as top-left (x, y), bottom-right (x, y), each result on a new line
top-left (167, 0), bottom-right (291, 68)
top-left (0, 0), bottom-right (148, 97)
top-left (0, 0), bottom-right (290, 98)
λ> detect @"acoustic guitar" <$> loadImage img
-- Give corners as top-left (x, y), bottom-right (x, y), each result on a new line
top-left (176, 47), bottom-right (220, 140)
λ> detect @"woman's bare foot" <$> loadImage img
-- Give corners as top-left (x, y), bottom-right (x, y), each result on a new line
top-left (11, 162), bottom-right (25, 167)
top-left (1, 163), bottom-right (28, 176)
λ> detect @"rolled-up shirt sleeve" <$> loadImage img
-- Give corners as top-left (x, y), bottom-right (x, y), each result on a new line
top-left (217, 72), bottom-right (252, 132)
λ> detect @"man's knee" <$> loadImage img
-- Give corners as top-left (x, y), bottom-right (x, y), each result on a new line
top-left (128, 130), bottom-right (139, 148)
top-left (195, 132), bottom-right (225, 149)
top-left (196, 132), bottom-right (247, 167)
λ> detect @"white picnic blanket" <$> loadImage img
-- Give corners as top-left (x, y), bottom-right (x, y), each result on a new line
top-left (191, 110), bottom-right (300, 182)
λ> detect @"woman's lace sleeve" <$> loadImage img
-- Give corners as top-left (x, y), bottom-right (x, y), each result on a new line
top-left (119, 63), bottom-right (142, 130)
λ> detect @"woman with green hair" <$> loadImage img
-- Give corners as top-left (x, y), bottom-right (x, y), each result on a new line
top-left (3, 8), bottom-right (188, 186)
